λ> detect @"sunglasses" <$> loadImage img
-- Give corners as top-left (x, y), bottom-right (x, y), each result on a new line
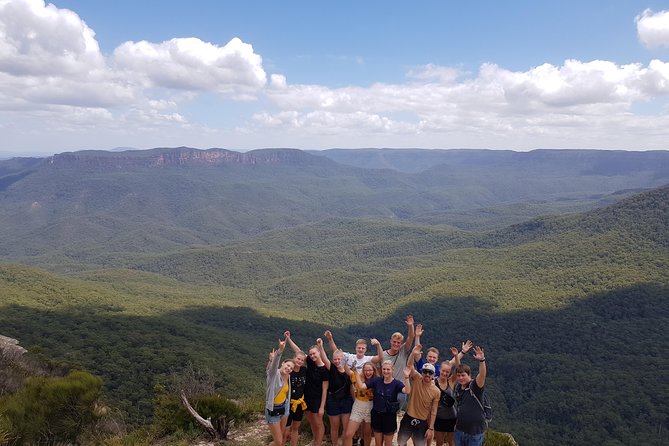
top-left (422, 370), bottom-right (434, 375)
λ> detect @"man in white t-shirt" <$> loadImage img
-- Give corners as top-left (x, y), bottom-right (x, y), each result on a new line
top-left (324, 331), bottom-right (383, 373)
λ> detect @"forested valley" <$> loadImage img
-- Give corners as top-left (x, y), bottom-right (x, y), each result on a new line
top-left (1, 148), bottom-right (667, 445)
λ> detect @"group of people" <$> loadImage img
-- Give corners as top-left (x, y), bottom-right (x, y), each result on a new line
top-left (265, 315), bottom-right (489, 446)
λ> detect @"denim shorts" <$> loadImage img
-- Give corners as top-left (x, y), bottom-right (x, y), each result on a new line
top-left (265, 399), bottom-right (289, 425)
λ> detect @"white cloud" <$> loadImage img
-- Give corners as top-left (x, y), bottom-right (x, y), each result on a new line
top-left (0, 0), bottom-right (271, 152)
top-left (0, 0), bottom-right (136, 109)
top-left (113, 37), bottom-right (267, 94)
top-left (407, 64), bottom-right (462, 83)
top-left (0, 0), bottom-right (104, 76)
top-left (254, 59), bottom-right (669, 149)
top-left (1, 1), bottom-right (669, 153)
top-left (636, 9), bottom-right (669, 49)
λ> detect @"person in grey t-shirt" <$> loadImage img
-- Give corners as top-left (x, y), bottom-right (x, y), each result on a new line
top-left (372, 315), bottom-right (416, 409)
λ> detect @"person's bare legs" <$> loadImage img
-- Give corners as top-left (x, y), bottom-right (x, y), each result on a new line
top-left (361, 421), bottom-right (372, 446)
top-left (330, 415), bottom-right (342, 446)
top-left (269, 416), bottom-right (288, 446)
top-left (344, 419), bottom-right (361, 446)
top-left (307, 411), bottom-right (325, 446)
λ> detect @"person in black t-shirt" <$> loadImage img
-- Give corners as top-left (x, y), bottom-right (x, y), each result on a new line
top-left (284, 349), bottom-right (307, 446)
top-left (285, 331), bottom-right (329, 446)
top-left (453, 346), bottom-right (487, 446)
top-left (318, 338), bottom-right (354, 446)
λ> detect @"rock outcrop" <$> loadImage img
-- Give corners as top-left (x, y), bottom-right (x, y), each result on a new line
top-left (45, 147), bottom-right (329, 170)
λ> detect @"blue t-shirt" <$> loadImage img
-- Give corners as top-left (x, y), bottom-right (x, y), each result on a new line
top-left (415, 357), bottom-right (441, 378)
top-left (366, 376), bottom-right (405, 412)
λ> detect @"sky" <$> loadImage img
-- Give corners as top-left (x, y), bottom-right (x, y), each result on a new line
top-left (1, 0), bottom-right (669, 157)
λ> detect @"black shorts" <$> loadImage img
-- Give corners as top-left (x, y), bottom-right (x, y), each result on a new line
top-left (370, 409), bottom-right (397, 435)
top-left (305, 397), bottom-right (323, 413)
top-left (286, 404), bottom-right (305, 426)
top-left (434, 417), bottom-right (456, 433)
top-left (397, 413), bottom-right (429, 446)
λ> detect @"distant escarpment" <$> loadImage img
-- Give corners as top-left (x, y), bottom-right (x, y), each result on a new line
top-left (45, 147), bottom-right (332, 170)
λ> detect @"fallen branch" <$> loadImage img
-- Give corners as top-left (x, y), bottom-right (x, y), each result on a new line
top-left (180, 391), bottom-right (218, 438)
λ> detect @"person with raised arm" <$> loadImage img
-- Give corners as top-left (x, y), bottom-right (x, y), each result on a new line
top-left (433, 346), bottom-right (461, 446)
top-left (411, 327), bottom-right (474, 379)
top-left (412, 324), bottom-right (441, 378)
top-left (397, 343), bottom-right (441, 446)
top-left (265, 335), bottom-right (295, 446)
top-left (373, 315), bottom-right (415, 409)
top-left (324, 330), bottom-right (384, 373)
top-left (453, 346), bottom-right (488, 446)
top-left (354, 360), bottom-right (412, 446)
top-left (318, 338), bottom-right (354, 446)
top-left (284, 348), bottom-right (308, 446)
top-left (285, 331), bottom-right (329, 446)
top-left (343, 361), bottom-right (376, 446)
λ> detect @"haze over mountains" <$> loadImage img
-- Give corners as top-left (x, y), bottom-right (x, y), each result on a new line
top-left (0, 147), bottom-right (667, 267)
top-left (0, 147), bottom-right (667, 445)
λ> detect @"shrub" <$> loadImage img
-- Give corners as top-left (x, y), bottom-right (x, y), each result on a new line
top-left (0, 370), bottom-right (102, 444)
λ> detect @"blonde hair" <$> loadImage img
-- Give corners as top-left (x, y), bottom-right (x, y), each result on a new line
top-left (356, 339), bottom-right (367, 345)
top-left (391, 332), bottom-right (404, 341)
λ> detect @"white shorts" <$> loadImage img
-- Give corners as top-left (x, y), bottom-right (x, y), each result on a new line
top-left (349, 399), bottom-right (373, 423)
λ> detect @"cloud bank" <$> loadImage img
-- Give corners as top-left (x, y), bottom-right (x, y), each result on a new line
top-left (1, 0), bottom-right (669, 153)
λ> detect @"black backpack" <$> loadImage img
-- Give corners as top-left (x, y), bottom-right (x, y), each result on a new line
top-left (458, 384), bottom-right (492, 427)
top-left (469, 386), bottom-right (492, 425)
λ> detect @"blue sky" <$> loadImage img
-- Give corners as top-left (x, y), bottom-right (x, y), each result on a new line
top-left (1, 0), bottom-right (669, 156)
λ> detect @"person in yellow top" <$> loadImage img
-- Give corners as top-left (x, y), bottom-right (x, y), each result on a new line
top-left (343, 361), bottom-right (376, 446)
top-left (265, 336), bottom-right (295, 446)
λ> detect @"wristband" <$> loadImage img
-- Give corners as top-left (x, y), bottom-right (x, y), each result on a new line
top-left (479, 359), bottom-right (486, 362)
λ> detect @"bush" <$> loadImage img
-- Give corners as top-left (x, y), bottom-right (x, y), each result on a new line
top-left (0, 370), bottom-right (102, 444)
top-left (485, 430), bottom-right (518, 446)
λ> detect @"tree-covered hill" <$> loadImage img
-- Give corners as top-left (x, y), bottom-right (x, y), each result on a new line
top-left (1, 149), bottom-right (668, 444)
top-left (312, 147), bottom-right (669, 175)
top-left (1, 148), bottom-right (668, 270)
top-left (1, 183), bottom-right (668, 444)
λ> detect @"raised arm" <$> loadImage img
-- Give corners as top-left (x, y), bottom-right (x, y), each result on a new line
top-left (411, 338), bottom-right (423, 364)
top-left (450, 340), bottom-right (473, 366)
top-left (267, 337), bottom-right (287, 372)
top-left (403, 315), bottom-right (415, 352)
top-left (370, 338), bottom-right (383, 364)
top-left (401, 365), bottom-right (412, 394)
top-left (473, 346), bottom-right (487, 388)
top-left (409, 344), bottom-right (423, 369)
top-left (353, 361), bottom-right (367, 390)
top-left (343, 359), bottom-right (354, 377)
top-left (414, 323), bottom-right (423, 349)
top-left (284, 330), bottom-right (302, 354)
top-left (324, 330), bottom-right (338, 353)
top-left (448, 346), bottom-right (460, 386)
top-left (317, 338), bottom-right (331, 370)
